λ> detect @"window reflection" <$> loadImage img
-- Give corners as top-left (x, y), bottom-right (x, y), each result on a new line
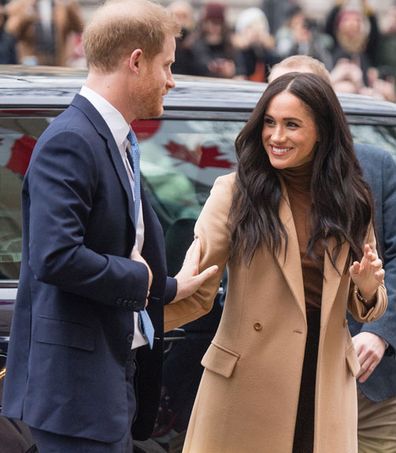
top-left (0, 118), bottom-right (395, 281)
top-left (351, 124), bottom-right (396, 160)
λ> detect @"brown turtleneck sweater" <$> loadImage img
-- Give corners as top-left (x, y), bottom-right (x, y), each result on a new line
top-left (280, 160), bottom-right (324, 453)
top-left (280, 161), bottom-right (324, 312)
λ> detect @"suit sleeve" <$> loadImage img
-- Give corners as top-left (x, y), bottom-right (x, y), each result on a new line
top-left (28, 131), bottom-right (148, 310)
top-left (358, 152), bottom-right (396, 350)
top-left (164, 174), bottom-right (234, 332)
top-left (164, 276), bottom-right (177, 304)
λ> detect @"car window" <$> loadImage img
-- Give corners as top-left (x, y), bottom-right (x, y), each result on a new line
top-left (350, 124), bottom-right (396, 159)
top-left (0, 117), bottom-right (52, 281)
top-left (0, 116), bottom-right (395, 281)
top-left (136, 119), bottom-right (242, 230)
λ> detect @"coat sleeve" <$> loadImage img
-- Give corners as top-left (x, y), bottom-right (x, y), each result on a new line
top-left (348, 223), bottom-right (388, 322)
top-left (164, 174), bottom-right (234, 332)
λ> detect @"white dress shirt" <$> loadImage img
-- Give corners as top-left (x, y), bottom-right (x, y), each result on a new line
top-left (79, 86), bottom-right (147, 348)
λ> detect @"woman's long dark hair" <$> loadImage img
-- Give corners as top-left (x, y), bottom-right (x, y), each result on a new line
top-left (229, 72), bottom-right (373, 270)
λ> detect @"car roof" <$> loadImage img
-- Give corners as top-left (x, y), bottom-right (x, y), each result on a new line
top-left (0, 65), bottom-right (395, 118)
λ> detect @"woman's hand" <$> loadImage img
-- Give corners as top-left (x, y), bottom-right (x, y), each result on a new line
top-left (349, 243), bottom-right (385, 303)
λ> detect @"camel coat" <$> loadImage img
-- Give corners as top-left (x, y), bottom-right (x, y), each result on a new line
top-left (165, 173), bottom-right (387, 453)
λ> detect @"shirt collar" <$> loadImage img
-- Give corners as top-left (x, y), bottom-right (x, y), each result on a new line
top-left (79, 85), bottom-right (131, 149)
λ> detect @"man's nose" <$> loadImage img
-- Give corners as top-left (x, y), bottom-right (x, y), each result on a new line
top-left (167, 72), bottom-right (176, 89)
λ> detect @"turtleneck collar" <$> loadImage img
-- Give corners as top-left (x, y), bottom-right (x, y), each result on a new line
top-left (279, 159), bottom-right (314, 193)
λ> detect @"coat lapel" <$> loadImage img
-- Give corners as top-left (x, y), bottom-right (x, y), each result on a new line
top-left (275, 184), bottom-right (306, 322)
top-left (275, 180), bottom-right (350, 327)
top-left (321, 238), bottom-right (350, 327)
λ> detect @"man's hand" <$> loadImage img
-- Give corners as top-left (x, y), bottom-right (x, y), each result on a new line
top-left (131, 248), bottom-right (153, 301)
top-left (173, 238), bottom-right (218, 302)
top-left (353, 332), bottom-right (387, 383)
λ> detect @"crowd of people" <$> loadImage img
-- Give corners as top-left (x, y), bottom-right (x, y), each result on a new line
top-left (0, 0), bottom-right (394, 101)
top-left (167, 0), bottom-right (396, 101)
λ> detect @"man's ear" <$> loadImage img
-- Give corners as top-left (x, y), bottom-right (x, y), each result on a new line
top-left (128, 49), bottom-right (143, 74)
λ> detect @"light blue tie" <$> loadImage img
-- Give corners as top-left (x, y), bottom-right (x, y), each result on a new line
top-left (127, 130), bottom-right (155, 349)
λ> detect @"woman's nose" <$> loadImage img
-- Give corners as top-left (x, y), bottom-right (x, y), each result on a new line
top-left (271, 125), bottom-right (286, 142)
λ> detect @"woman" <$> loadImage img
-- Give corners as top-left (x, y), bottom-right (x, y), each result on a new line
top-left (164, 73), bottom-right (387, 453)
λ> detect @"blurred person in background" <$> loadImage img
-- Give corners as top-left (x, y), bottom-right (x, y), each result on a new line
top-left (270, 55), bottom-right (396, 453)
top-left (275, 4), bottom-right (333, 69)
top-left (325, 0), bottom-right (379, 86)
top-left (330, 57), bottom-right (366, 94)
top-left (167, 0), bottom-right (197, 75)
top-left (5, 0), bottom-right (84, 66)
top-left (232, 7), bottom-right (280, 82)
top-left (330, 58), bottom-right (396, 101)
top-left (190, 2), bottom-right (245, 79)
top-left (261, 0), bottom-right (290, 36)
top-left (362, 67), bottom-right (396, 102)
top-left (0, 4), bottom-right (16, 64)
top-left (376, 1), bottom-right (396, 101)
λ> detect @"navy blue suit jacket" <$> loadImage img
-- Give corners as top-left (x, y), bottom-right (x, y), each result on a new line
top-left (349, 144), bottom-right (396, 402)
top-left (2, 94), bottom-right (177, 441)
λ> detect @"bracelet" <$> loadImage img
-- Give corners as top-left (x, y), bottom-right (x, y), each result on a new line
top-left (355, 289), bottom-right (373, 306)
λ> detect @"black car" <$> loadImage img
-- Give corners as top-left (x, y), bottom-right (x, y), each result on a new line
top-left (0, 66), bottom-right (395, 452)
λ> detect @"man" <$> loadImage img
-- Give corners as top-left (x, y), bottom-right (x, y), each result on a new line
top-left (269, 55), bottom-right (396, 452)
top-left (1, 0), bottom-right (217, 451)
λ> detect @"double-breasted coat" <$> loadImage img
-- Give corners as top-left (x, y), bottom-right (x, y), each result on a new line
top-left (165, 173), bottom-right (387, 453)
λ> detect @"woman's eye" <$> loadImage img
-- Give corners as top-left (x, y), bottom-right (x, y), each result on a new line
top-left (264, 117), bottom-right (274, 125)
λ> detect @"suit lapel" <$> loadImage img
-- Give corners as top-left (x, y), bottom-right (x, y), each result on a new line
top-left (105, 135), bottom-right (136, 227)
top-left (71, 94), bottom-right (136, 227)
top-left (321, 238), bottom-right (349, 327)
top-left (275, 183), bottom-right (306, 322)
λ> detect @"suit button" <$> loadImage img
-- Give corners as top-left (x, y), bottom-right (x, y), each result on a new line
top-left (253, 322), bottom-right (262, 331)
top-left (127, 333), bottom-right (134, 345)
top-left (132, 300), bottom-right (141, 310)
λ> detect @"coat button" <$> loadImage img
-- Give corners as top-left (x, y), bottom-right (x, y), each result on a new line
top-left (253, 322), bottom-right (262, 331)
top-left (126, 333), bottom-right (134, 345)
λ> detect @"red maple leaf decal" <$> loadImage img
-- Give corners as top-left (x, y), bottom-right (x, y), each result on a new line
top-left (6, 135), bottom-right (36, 176)
top-left (199, 145), bottom-right (233, 169)
top-left (165, 141), bottom-right (233, 169)
top-left (165, 141), bottom-right (201, 166)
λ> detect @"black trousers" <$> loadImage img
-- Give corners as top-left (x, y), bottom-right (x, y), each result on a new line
top-left (293, 309), bottom-right (321, 453)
